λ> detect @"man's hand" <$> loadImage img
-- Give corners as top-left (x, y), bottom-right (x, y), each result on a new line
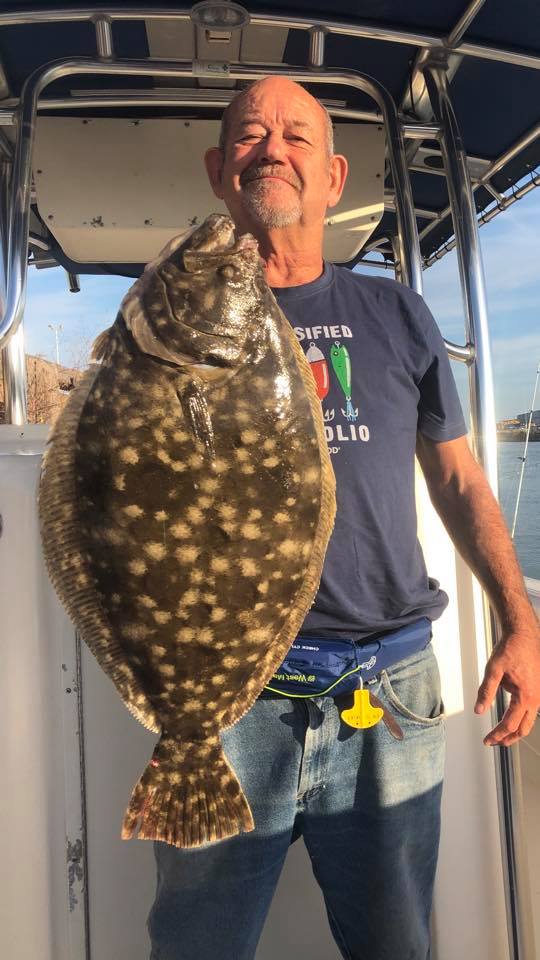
top-left (475, 624), bottom-right (540, 747)
top-left (416, 433), bottom-right (540, 746)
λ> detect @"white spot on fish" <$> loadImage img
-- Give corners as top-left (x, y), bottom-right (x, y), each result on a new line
top-left (123, 504), bottom-right (144, 518)
top-left (210, 607), bottom-right (226, 622)
top-left (217, 503), bottom-right (236, 519)
top-left (211, 458), bottom-right (230, 474)
top-left (144, 542), bottom-right (167, 561)
top-left (153, 610), bottom-right (172, 624)
top-left (138, 595), bottom-right (157, 608)
top-left (178, 588), bottom-right (200, 608)
top-left (170, 521), bottom-right (191, 539)
top-left (186, 506), bottom-right (204, 524)
top-left (241, 523), bottom-right (261, 540)
top-left (200, 477), bottom-right (220, 493)
top-left (120, 446), bottom-right (139, 464)
top-left (159, 663), bottom-right (175, 677)
top-left (175, 544), bottom-right (200, 563)
top-left (278, 539), bottom-right (299, 557)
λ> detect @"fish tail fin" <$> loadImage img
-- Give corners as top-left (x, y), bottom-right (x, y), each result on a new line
top-left (120, 732), bottom-right (254, 848)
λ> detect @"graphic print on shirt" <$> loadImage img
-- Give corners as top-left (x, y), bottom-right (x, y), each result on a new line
top-left (330, 342), bottom-right (358, 422)
top-left (305, 342), bottom-right (330, 400)
top-left (295, 324), bottom-right (370, 457)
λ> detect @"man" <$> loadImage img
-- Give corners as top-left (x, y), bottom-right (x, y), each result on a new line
top-left (147, 77), bottom-right (540, 960)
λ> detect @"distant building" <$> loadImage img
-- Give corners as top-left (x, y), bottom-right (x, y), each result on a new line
top-left (516, 409), bottom-right (540, 426)
top-left (497, 418), bottom-right (521, 430)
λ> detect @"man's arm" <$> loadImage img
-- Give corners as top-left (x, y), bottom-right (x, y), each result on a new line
top-left (416, 432), bottom-right (540, 746)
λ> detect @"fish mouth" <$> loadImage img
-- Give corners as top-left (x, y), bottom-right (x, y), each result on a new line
top-left (180, 223), bottom-right (259, 272)
top-left (231, 232), bottom-right (259, 254)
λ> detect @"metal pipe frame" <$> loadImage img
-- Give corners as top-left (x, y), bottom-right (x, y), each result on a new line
top-left (423, 60), bottom-right (536, 960)
top-left (309, 26), bottom-right (326, 70)
top-left (2, 6), bottom-right (540, 73)
top-left (93, 14), bottom-right (115, 60)
top-left (447, 0), bottom-right (487, 48)
top-left (0, 158), bottom-right (27, 424)
top-left (419, 119), bottom-right (540, 245)
top-left (0, 93), bottom-right (383, 125)
top-left (425, 168), bottom-right (540, 267)
top-left (0, 55), bottom-right (422, 355)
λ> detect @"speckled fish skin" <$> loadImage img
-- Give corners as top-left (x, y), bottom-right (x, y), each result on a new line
top-left (39, 213), bottom-right (336, 849)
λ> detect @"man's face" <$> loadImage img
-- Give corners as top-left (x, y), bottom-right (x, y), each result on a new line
top-left (205, 78), bottom-right (346, 234)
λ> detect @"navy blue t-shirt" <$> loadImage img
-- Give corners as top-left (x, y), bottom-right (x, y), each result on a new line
top-left (272, 262), bottom-right (467, 641)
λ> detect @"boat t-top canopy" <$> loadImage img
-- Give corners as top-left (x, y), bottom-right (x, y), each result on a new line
top-left (0, 1), bottom-right (539, 276)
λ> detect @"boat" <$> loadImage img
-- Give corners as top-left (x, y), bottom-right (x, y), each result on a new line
top-left (0, 3), bottom-right (539, 958)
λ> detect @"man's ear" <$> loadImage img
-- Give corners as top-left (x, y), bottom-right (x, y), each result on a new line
top-left (327, 154), bottom-right (348, 209)
top-left (205, 147), bottom-right (225, 199)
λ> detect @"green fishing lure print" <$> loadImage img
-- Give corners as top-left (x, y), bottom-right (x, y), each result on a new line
top-left (330, 342), bottom-right (358, 422)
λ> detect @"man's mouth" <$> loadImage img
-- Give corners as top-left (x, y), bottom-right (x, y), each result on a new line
top-left (241, 169), bottom-right (301, 191)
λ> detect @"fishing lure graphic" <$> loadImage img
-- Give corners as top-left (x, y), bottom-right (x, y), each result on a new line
top-left (330, 341), bottom-right (358, 421)
top-left (305, 342), bottom-right (330, 400)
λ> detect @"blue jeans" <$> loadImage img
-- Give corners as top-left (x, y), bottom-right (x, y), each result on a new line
top-left (147, 644), bottom-right (445, 960)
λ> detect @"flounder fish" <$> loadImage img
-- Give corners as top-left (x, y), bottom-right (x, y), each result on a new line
top-left (39, 213), bottom-right (336, 849)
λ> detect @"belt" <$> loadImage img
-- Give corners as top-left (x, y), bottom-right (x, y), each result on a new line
top-left (262, 617), bottom-right (432, 699)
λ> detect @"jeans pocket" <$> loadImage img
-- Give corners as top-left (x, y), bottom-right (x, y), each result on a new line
top-left (380, 644), bottom-right (445, 726)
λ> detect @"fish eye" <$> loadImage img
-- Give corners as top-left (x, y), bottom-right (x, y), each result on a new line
top-left (218, 264), bottom-right (236, 280)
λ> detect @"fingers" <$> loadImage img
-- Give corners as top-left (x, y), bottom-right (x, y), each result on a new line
top-left (475, 658), bottom-right (504, 714)
top-left (483, 706), bottom-right (537, 747)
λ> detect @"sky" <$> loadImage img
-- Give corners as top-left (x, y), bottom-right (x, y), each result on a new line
top-left (22, 185), bottom-right (540, 424)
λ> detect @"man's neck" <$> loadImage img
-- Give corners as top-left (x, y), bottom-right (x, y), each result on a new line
top-left (263, 249), bottom-right (324, 288)
top-left (237, 221), bottom-right (324, 287)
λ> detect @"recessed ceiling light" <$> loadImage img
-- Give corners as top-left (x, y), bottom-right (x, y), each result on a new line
top-left (190, 2), bottom-right (251, 31)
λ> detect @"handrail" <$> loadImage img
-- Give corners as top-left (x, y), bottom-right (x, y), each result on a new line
top-left (0, 56), bottom-right (422, 351)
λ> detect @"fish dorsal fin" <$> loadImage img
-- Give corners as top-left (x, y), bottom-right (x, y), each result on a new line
top-left (91, 325), bottom-right (115, 362)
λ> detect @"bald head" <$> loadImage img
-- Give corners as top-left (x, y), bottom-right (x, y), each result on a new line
top-left (219, 78), bottom-right (334, 158)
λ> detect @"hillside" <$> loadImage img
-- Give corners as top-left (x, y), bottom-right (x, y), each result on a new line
top-left (0, 354), bottom-right (83, 424)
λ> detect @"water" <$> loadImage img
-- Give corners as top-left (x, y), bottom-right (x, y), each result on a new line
top-left (498, 442), bottom-right (540, 581)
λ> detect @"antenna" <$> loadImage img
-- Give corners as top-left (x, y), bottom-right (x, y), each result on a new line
top-left (511, 360), bottom-right (540, 539)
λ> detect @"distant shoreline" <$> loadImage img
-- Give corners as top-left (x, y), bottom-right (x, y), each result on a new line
top-left (497, 433), bottom-right (540, 442)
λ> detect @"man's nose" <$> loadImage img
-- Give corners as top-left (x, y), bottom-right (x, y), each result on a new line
top-left (257, 130), bottom-right (286, 163)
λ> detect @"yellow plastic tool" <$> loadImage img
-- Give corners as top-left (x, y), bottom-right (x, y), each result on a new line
top-left (340, 687), bottom-right (384, 729)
